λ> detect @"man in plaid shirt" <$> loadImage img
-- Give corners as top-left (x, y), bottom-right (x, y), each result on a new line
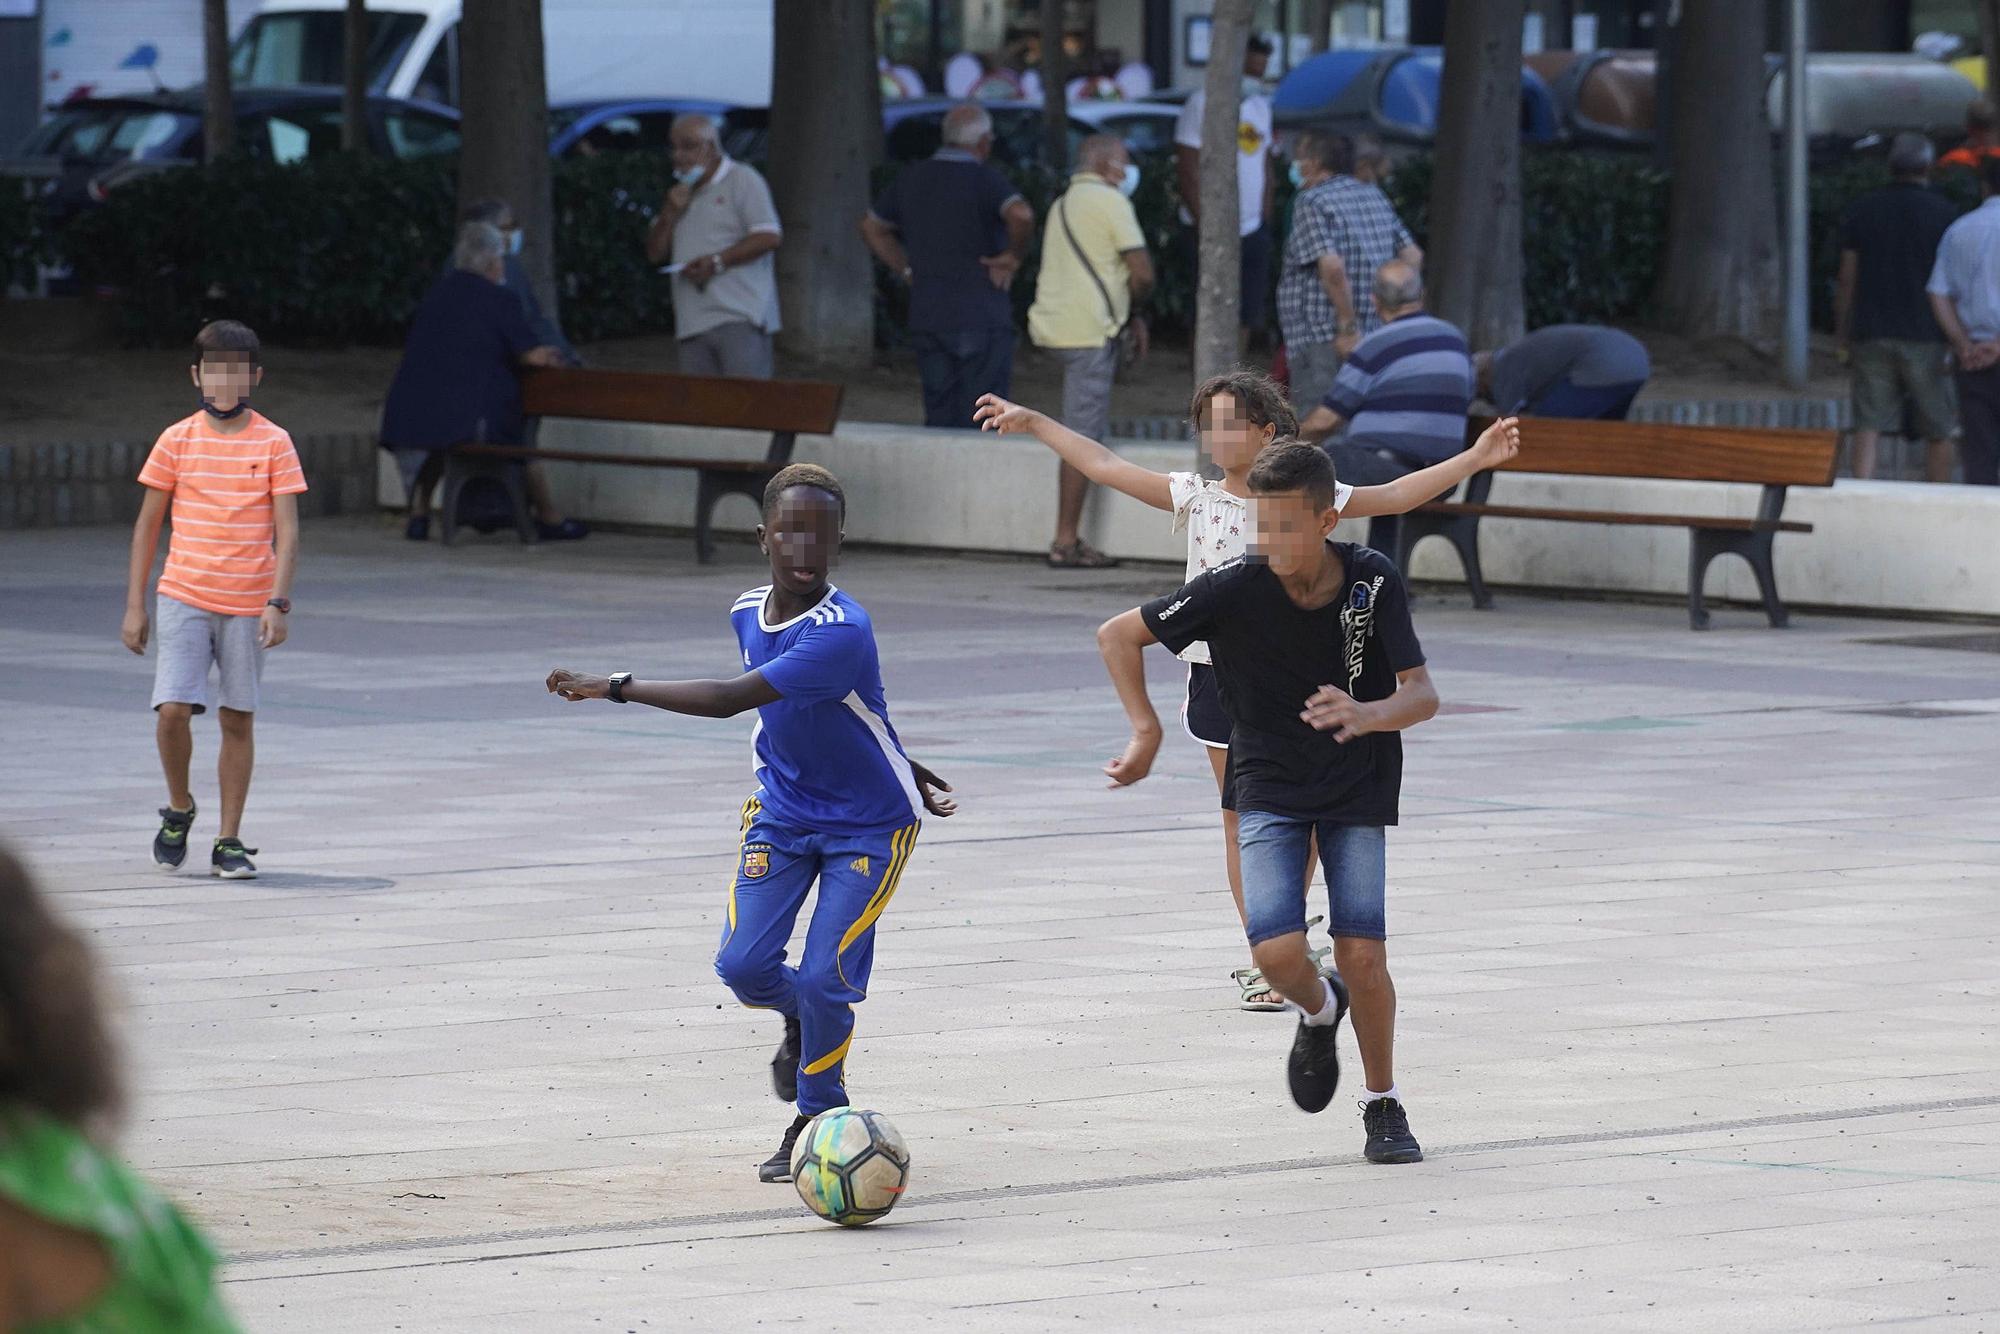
top-left (1279, 131), bottom-right (1423, 413)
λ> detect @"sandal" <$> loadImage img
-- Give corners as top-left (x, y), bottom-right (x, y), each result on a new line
top-left (1229, 915), bottom-right (1332, 1013)
top-left (1047, 540), bottom-right (1121, 569)
top-left (1232, 965), bottom-right (1287, 1012)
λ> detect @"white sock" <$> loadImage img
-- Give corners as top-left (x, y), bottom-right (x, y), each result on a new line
top-left (1364, 1084), bottom-right (1400, 1105)
top-left (1290, 977), bottom-right (1343, 1027)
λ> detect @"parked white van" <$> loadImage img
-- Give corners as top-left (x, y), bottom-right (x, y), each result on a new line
top-left (230, 0), bottom-right (773, 109)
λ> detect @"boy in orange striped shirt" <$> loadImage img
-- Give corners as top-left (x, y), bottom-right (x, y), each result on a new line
top-left (122, 321), bottom-right (307, 879)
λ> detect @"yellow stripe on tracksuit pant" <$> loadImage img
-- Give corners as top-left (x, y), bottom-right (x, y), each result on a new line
top-left (712, 806), bottom-right (919, 1116)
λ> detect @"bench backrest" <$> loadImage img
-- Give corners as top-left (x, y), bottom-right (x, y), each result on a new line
top-left (521, 368), bottom-right (844, 437)
top-left (1468, 415), bottom-right (1839, 488)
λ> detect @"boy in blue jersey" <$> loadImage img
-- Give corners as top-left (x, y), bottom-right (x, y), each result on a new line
top-left (546, 464), bottom-right (956, 1180)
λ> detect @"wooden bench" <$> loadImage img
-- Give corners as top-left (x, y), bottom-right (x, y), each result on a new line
top-left (1389, 416), bottom-right (1839, 629)
top-left (437, 367), bottom-right (844, 561)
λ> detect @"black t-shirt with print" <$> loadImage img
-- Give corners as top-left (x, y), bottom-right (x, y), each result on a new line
top-left (1141, 543), bottom-right (1426, 824)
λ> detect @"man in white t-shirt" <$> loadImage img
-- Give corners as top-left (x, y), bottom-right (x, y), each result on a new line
top-left (1174, 33), bottom-right (1277, 348)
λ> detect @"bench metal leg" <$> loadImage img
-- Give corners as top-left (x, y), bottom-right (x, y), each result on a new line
top-left (1688, 528), bottom-right (1789, 630)
top-left (500, 464), bottom-right (536, 545)
top-left (1398, 512), bottom-right (1494, 610)
top-left (438, 454), bottom-right (536, 547)
top-left (437, 455), bottom-right (468, 547)
top-left (694, 471), bottom-right (725, 564)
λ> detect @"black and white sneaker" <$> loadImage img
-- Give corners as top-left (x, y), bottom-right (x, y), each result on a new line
top-left (211, 838), bottom-right (258, 879)
top-left (1285, 972), bottom-right (1351, 1113)
top-left (152, 802), bottom-right (196, 869)
top-left (758, 1113), bottom-right (811, 1183)
top-left (1362, 1097), bottom-right (1424, 1163)
top-left (771, 1014), bottom-right (801, 1103)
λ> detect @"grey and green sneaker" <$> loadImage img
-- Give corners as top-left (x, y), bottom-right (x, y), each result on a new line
top-left (211, 837), bottom-right (258, 880)
top-left (152, 802), bottom-right (196, 869)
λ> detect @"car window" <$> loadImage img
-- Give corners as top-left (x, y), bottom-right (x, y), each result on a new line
top-left (412, 27), bottom-right (457, 107)
top-left (231, 11), bottom-right (424, 90)
top-left (383, 109), bottom-right (460, 158)
top-left (250, 109), bottom-right (345, 165)
top-left (885, 112), bottom-right (942, 162)
top-left (109, 112), bottom-right (182, 159)
top-left (1100, 113), bottom-right (1173, 155)
top-left (45, 111), bottom-right (117, 161)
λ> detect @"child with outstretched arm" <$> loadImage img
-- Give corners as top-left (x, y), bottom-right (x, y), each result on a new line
top-left (976, 375), bottom-right (1517, 1011)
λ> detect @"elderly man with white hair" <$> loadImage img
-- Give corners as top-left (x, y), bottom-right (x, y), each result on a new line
top-left (645, 112), bottom-right (783, 378)
top-left (862, 102), bottom-right (1036, 428)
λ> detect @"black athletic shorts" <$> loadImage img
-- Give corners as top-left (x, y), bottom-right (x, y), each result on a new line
top-left (1182, 662), bottom-right (1231, 749)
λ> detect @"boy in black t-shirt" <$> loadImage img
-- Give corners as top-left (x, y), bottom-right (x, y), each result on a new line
top-left (1097, 441), bottom-right (1438, 1163)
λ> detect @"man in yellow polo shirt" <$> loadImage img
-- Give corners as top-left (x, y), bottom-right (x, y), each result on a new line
top-left (1028, 134), bottom-right (1155, 569)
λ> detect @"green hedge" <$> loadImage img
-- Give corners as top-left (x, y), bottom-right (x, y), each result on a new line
top-left (36, 145), bottom-right (1982, 347)
top-left (0, 181), bottom-right (49, 293)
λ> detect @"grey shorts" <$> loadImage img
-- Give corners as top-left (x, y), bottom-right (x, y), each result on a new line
top-left (1850, 339), bottom-right (1955, 438)
top-left (151, 593), bottom-right (264, 715)
top-left (1288, 338), bottom-right (1343, 415)
top-left (677, 320), bottom-right (774, 379)
top-left (1050, 339), bottom-right (1118, 445)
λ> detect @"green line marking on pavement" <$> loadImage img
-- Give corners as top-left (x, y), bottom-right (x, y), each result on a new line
top-left (1672, 1155), bottom-right (2000, 1187)
top-left (1551, 716), bottom-right (1697, 732)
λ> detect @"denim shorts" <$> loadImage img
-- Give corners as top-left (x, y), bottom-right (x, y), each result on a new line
top-left (1236, 810), bottom-right (1386, 944)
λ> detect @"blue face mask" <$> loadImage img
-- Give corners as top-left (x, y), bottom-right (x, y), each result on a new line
top-left (1288, 161), bottom-right (1305, 189)
top-left (506, 227), bottom-right (524, 255)
top-left (1118, 163), bottom-right (1140, 197)
top-left (674, 164), bottom-right (707, 187)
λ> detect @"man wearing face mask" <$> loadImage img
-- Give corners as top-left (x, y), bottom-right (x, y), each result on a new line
top-left (1278, 130), bottom-right (1422, 412)
top-left (1026, 134), bottom-right (1155, 568)
top-left (645, 114), bottom-right (784, 379)
top-left (459, 198), bottom-right (581, 368)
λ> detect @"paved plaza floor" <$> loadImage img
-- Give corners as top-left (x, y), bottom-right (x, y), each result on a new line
top-left (2, 515), bottom-right (1997, 1332)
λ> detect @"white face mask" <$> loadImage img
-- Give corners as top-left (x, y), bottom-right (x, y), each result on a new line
top-left (674, 163), bottom-right (707, 187)
top-left (1117, 163), bottom-right (1140, 197)
top-left (505, 228), bottom-right (524, 255)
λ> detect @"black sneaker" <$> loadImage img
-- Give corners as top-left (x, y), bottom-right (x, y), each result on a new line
top-left (771, 1014), bottom-right (801, 1103)
top-left (1362, 1097), bottom-right (1424, 1164)
top-left (1285, 972), bottom-right (1350, 1114)
top-left (211, 838), bottom-right (258, 880)
top-left (152, 802), bottom-right (196, 869)
top-left (758, 1113), bottom-right (811, 1183)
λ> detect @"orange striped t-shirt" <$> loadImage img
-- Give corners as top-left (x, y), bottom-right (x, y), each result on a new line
top-left (138, 411), bottom-right (308, 617)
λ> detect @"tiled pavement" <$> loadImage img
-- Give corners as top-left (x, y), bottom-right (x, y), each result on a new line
top-left (1, 516), bottom-right (1996, 1332)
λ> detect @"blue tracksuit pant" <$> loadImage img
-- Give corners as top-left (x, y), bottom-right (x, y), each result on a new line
top-left (713, 796), bottom-right (920, 1116)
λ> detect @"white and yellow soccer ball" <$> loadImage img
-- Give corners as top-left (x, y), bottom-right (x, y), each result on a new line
top-left (788, 1107), bottom-right (911, 1227)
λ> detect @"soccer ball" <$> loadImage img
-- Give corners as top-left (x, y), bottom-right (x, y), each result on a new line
top-left (788, 1107), bottom-right (911, 1227)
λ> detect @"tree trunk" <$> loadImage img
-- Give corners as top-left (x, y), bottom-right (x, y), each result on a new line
top-left (458, 0), bottom-right (556, 317)
top-left (770, 0), bottom-right (880, 369)
top-left (201, 0), bottom-right (233, 162)
top-left (1041, 0), bottom-right (1069, 172)
top-left (1303, 0), bottom-right (1331, 54)
top-left (1193, 0), bottom-right (1254, 387)
top-left (1654, 0), bottom-right (1780, 346)
top-left (1980, 0), bottom-right (2000, 108)
top-left (1427, 0), bottom-right (1525, 349)
top-left (341, 0), bottom-right (368, 153)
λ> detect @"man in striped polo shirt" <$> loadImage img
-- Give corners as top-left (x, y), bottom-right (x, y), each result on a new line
top-left (122, 321), bottom-right (307, 879)
top-left (1299, 259), bottom-right (1473, 484)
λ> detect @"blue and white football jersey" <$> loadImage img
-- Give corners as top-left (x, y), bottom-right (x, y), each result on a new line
top-left (730, 584), bottom-right (924, 835)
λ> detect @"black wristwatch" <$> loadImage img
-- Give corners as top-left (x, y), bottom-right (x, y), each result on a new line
top-left (266, 597), bottom-right (291, 614)
top-left (607, 671), bottom-right (633, 704)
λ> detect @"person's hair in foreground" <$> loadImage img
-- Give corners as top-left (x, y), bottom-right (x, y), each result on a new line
top-left (0, 844), bottom-right (122, 1132)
